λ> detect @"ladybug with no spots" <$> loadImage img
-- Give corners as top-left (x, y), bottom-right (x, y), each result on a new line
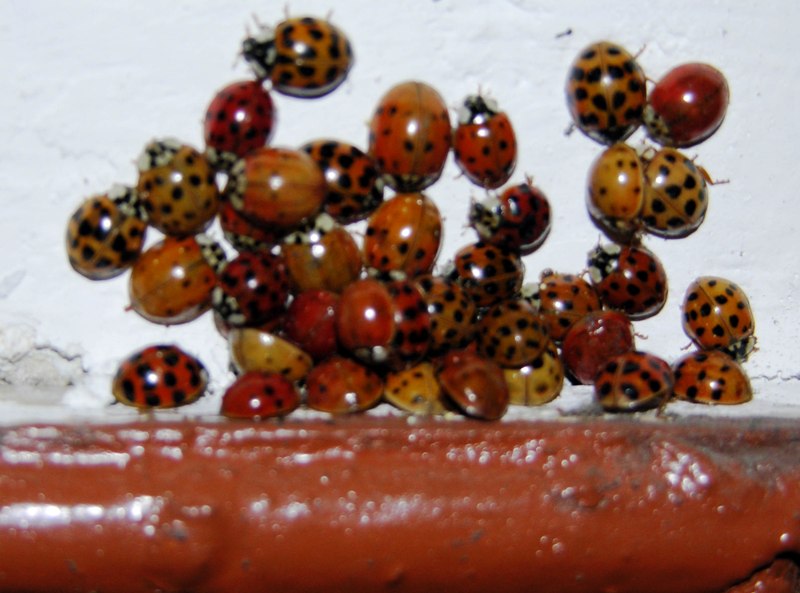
top-left (368, 80), bottom-right (452, 192)
top-left (226, 146), bottom-right (327, 229)
top-left (112, 344), bottom-right (208, 409)
top-left (66, 185), bottom-right (147, 281)
top-left (566, 41), bottom-right (646, 144)
top-left (437, 350), bottom-right (509, 421)
top-left (128, 234), bottom-right (225, 325)
top-left (681, 276), bottom-right (756, 361)
top-left (242, 15), bottom-right (354, 98)
top-left (644, 62), bottom-right (730, 148)
top-left (453, 93), bottom-right (517, 189)
top-left (593, 350), bottom-right (674, 412)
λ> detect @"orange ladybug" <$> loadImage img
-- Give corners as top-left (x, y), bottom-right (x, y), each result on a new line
top-left (128, 235), bottom-right (224, 325)
top-left (368, 80), bottom-right (451, 192)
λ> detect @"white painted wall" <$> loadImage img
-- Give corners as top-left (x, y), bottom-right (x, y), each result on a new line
top-left (1, 0), bottom-right (798, 421)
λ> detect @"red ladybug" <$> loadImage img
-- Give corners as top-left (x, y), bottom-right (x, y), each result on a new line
top-left (204, 80), bottom-right (276, 170)
top-left (587, 242), bottom-right (668, 320)
top-left (453, 94), bottom-right (517, 189)
top-left (335, 278), bottom-right (431, 369)
top-left (221, 371), bottom-right (300, 419)
top-left (561, 310), bottom-right (635, 384)
top-left (437, 350), bottom-right (509, 420)
top-left (282, 289), bottom-right (340, 361)
top-left (524, 270), bottom-right (601, 343)
top-left (363, 192), bottom-right (442, 279)
top-left (212, 250), bottom-right (291, 328)
top-left (645, 63), bottom-right (729, 148)
top-left (368, 80), bottom-right (452, 192)
top-left (469, 180), bottom-right (551, 254)
top-left (112, 344), bottom-right (208, 409)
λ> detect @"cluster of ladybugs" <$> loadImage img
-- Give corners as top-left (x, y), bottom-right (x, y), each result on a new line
top-left (65, 16), bottom-right (754, 420)
top-left (562, 40), bottom-right (754, 411)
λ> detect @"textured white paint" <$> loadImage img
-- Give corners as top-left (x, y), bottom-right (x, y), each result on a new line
top-left (1, 0), bottom-right (799, 422)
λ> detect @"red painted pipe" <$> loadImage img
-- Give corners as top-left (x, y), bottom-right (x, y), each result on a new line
top-left (0, 416), bottom-right (797, 592)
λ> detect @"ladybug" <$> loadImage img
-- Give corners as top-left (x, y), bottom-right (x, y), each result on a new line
top-left (561, 310), bottom-right (635, 384)
top-left (477, 299), bottom-right (549, 368)
top-left (469, 180), bottom-right (551, 254)
top-left (218, 196), bottom-right (284, 251)
top-left (453, 94), bottom-right (517, 189)
top-left (112, 344), bottom-right (208, 409)
top-left (672, 350), bottom-right (752, 405)
top-left (203, 80), bottom-right (276, 170)
top-left (229, 327), bottom-right (314, 383)
top-left (66, 185), bottom-right (147, 280)
top-left (335, 278), bottom-right (431, 369)
top-left (437, 350), bottom-right (509, 420)
top-left (282, 213), bottom-right (363, 293)
top-left (566, 41), bottom-right (646, 144)
top-left (383, 362), bottom-right (448, 416)
top-left (586, 143), bottom-right (644, 240)
top-left (641, 147), bottom-right (709, 239)
top-left (212, 250), bottom-right (291, 328)
top-left (242, 15), bottom-right (354, 98)
top-left (282, 289), bottom-right (339, 361)
top-left (415, 274), bottom-right (478, 359)
top-left (644, 63), bottom-right (729, 148)
top-left (503, 339), bottom-right (564, 406)
top-left (593, 350), bottom-right (674, 412)
top-left (301, 139), bottom-right (385, 224)
top-left (523, 270), bottom-right (601, 343)
top-left (220, 371), bottom-right (300, 419)
top-left (226, 146), bottom-right (327, 229)
top-left (363, 192), bottom-right (442, 280)
top-left (368, 80), bottom-right (452, 192)
top-left (305, 355), bottom-right (384, 414)
top-left (446, 241), bottom-right (525, 308)
top-left (587, 242), bottom-right (668, 320)
top-left (681, 276), bottom-right (756, 362)
top-left (136, 138), bottom-right (219, 236)
top-left (128, 235), bottom-right (225, 325)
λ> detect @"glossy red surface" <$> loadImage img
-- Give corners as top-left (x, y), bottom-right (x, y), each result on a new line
top-left (0, 416), bottom-right (798, 592)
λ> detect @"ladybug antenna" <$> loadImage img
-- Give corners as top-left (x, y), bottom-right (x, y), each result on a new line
top-left (282, 4), bottom-right (290, 20)
top-left (633, 43), bottom-right (647, 60)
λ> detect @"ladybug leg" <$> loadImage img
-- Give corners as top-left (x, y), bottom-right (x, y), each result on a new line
top-left (695, 163), bottom-right (730, 186)
top-left (554, 28), bottom-right (573, 39)
top-left (563, 122), bottom-right (576, 137)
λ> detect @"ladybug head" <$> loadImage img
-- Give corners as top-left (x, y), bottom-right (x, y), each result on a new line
top-left (242, 23), bottom-right (277, 80)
